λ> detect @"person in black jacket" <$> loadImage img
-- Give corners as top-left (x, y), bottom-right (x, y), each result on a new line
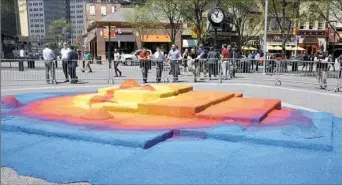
top-left (67, 46), bottom-right (79, 84)
top-left (229, 47), bottom-right (241, 77)
top-left (316, 50), bottom-right (328, 89)
top-left (207, 47), bottom-right (219, 79)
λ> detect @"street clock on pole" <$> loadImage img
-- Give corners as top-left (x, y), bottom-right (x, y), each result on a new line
top-left (208, 8), bottom-right (225, 27)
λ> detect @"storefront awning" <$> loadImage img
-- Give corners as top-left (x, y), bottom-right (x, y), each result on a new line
top-left (268, 45), bottom-right (282, 50)
top-left (105, 35), bottom-right (136, 42)
top-left (242, 46), bottom-right (257, 50)
top-left (143, 35), bottom-right (171, 43)
top-left (288, 46), bottom-right (305, 51)
top-left (182, 39), bottom-right (198, 48)
top-left (84, 33), bottom-right (96, 44)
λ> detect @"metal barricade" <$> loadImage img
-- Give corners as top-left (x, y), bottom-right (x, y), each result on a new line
top-left (265, 59), bottom-right (340, 90)
top-left (335, 68), bottom-right (342, 92)
top-left (2, 57), bottom-right (341, 93)
top-left (1, 59), bottom-right (111, 85)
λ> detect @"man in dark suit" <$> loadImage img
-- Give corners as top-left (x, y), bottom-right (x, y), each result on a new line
top-left (207, 47), bottom-right (219, 79)
top-left (67, 46), bottom-right (79, 84)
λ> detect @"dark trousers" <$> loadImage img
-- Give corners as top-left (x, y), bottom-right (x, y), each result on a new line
top-left (170, 62), bottom-right (179, 82)
top-left (68, 67), bottom-right (77, 83)
top-left (114, 60), bottom-right (122, 76)
top-left (141, 62), bottom-right (149, 82)
top-left (156, 62), bottom-right (163, 82)
top-left (62, 60), bottom-right (69, 80)
top-left (292, 62), bottom-right (298, 72)
top-left (208, 63), bottom-right (217, 78)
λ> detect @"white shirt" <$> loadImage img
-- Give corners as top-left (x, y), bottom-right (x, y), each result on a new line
top-left (19, 49), bottom-right (25, 57)
top-left (154, 50), bottom-right (164, 61)
top-left (43, 48), bottom-right (55, 60)
top-left (114, 52), bottom-right (120, 61)
top-left (255, 53), bottom-right (260, 60)
top-left (61, 48), bottom-right (71, 59)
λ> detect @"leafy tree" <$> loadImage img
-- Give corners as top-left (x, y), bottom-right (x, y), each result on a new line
top-left (46, 18), bottom-right (73, 48)
top-left (145, 0), bottom-right (182, 45)
top-left (218, 0), bottom-right (263, 49)
top-left (306, 0), bottom-right (342, 24)
top-left (268, 0), bottom-right (300, 57)
top-left (124, 6), bottom-right (162, 48)
top-left (175, 0), bottom-right (212, 45)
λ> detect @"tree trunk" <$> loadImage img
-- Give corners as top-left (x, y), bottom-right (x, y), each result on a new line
top-left (282, 3), bottom-right (286, 59)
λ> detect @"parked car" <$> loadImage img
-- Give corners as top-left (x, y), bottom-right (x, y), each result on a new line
top-left (121, 49), bottom-right (155, 66)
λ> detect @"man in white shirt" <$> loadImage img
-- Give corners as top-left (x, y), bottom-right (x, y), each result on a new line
top-left (254, 52), bottom-right (260, 71)
top-left (154, 47), bottom-right (165, 83)
top-left (42, 43), bottom-right (56, 84)
top-left (61, 42), bottom-right (71, 82)
top-left (113, 49), bottom-right (122, 77)
top-left (167, 44), bottom-right (182, 82)
top-left (19, 48), bottom-right (25, 58)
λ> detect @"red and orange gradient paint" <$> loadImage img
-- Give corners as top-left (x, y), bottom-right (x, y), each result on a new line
top-left (4, 80), bottom-right (302, 130)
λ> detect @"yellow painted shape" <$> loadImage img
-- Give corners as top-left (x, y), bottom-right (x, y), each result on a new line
top-left (114, 90), bottom-right (167, 103)
top-left (73, 93), bottom-right (98, 108)
top-left (103, 101), bottom-right (139, 113)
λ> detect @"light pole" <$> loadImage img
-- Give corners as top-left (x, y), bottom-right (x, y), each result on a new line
top-left (263, 0), bottom-right (268, 74)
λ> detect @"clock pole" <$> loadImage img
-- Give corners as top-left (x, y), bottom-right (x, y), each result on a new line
top-left (214, 27), bottom-right (218, 50)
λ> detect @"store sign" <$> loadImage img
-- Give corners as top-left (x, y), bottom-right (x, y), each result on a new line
top-left (267, 34), bottom-right (293, 42)
top-left (103, 26), bottom-right (116, 38)
top-left (303, 37), bottom-right (318, 44)
top-left (298, 30), bottom-right (325, 36)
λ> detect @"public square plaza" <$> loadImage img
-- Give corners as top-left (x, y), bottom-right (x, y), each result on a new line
top-left (1, 63), bottom-right (342, 184)
top-left (2, 0), bottom-right (342, 184)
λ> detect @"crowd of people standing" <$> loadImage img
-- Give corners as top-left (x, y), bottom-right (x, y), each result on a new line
top-left (40, 42), bottom-right (341, 88)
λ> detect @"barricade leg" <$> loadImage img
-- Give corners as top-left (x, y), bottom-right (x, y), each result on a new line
top-left (107, 60), bottom-right (114, 84)
top-left (334, 69), bottom-right (341, 92)
top-left (218, 60), bottom-right (222, 83)
top-left (52, 60), bottom-right (57, 84)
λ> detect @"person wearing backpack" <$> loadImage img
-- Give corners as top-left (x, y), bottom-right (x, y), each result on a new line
top-left (81, 49), bottom-right (93, 73)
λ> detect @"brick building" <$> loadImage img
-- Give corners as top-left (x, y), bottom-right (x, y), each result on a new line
top-left (84, 7), bottom-right (181, 60)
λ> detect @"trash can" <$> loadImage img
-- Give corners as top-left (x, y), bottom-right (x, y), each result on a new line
top-left (19, 61), bottom-right (24, 71)
top-left (28, 59), bottom-right (35, 68)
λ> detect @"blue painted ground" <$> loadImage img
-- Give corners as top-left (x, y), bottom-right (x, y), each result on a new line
top-left (1, 92), bottom-right (342, 184)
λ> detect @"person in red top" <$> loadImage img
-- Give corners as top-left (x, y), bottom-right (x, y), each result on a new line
top-left (221, 44), bottom-right (230, 79)
top-left (139, 48), bottom-right (151, 83)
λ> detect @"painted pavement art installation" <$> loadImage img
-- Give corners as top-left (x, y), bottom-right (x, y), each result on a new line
top-left (1, 79), bottom-right (340, 184)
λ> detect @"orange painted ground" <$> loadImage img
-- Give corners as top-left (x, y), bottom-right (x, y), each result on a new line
top-left (17, 80), bottom-right (294, 130)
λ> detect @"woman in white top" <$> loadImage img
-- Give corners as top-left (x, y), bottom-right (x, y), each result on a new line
top-left (113, 49), bottom-right (122, 77)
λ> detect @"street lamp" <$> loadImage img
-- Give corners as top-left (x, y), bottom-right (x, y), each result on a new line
top-left (263, 0), bottom-right (268, 74)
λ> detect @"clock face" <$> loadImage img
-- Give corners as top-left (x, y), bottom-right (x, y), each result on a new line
top-left (210, 9), bottom-right (224, 24)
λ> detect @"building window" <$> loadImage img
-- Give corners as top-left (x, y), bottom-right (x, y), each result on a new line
top-left (112, 6), bottom-right (116, 13)
top-left (309, 21), bottom-right (314, 29)
top-left (101, 6), bottom-right (106, 15)
top-left (90, 6), bottom-right (95, 15)
top-left (318, 22), bottom-right (323, 30)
